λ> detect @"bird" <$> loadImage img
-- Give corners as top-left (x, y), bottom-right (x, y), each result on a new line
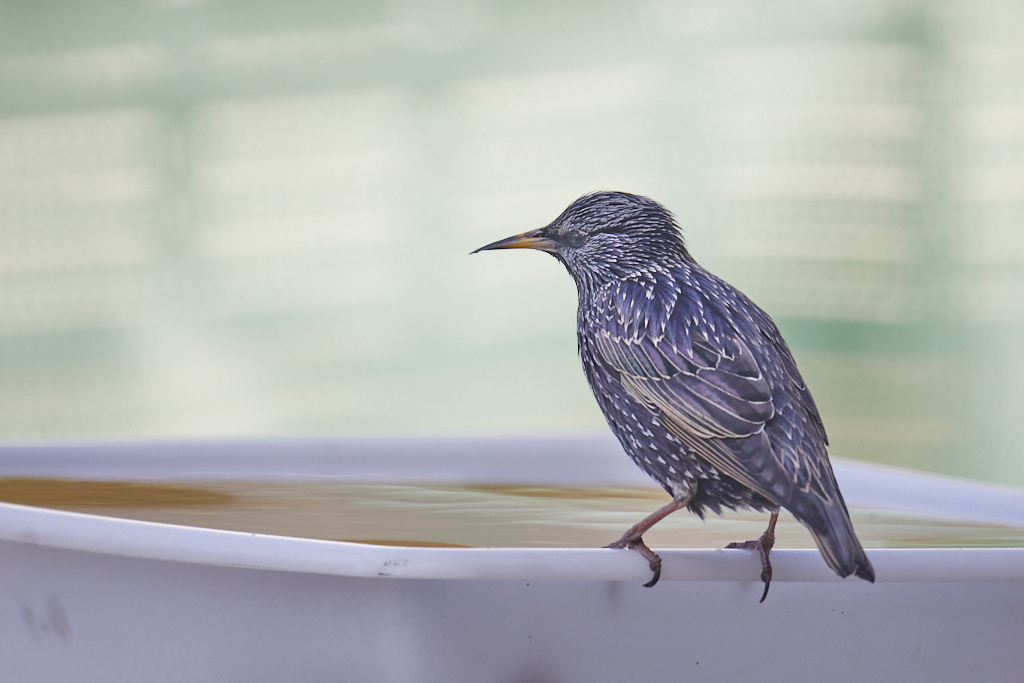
top-left (472, 191), bottom-right (874, 601)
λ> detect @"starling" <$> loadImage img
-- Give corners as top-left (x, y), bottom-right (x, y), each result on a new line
top-left (473, 191), bottom-right (874, 601)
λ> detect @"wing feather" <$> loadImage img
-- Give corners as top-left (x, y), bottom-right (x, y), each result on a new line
top-left (590, 272), bottom-right (825, 506)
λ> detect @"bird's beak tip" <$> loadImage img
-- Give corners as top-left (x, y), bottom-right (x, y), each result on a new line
top-left (472, 230), bottom-right (558, 255)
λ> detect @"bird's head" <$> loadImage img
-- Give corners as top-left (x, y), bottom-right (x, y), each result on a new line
top-left (472, 192), bottom-right (689, 289)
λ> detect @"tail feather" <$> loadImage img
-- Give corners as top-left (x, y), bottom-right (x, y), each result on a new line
top-left (790, 491), bottom-right (874, 582)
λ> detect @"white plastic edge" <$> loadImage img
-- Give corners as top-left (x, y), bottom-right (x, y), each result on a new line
top-left (2, 501), bottom-right (1022, 583)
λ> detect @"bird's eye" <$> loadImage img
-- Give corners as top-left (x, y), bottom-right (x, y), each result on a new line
top-left (565, 230), bottom-right (586, 248)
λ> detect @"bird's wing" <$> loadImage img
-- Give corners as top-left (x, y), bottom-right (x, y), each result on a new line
top-left (589, 275), bottom-right (808, 504)
top-left (774, 338), bottom-right (829, 446)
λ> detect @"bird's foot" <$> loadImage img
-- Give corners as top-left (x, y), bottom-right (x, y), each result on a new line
top-left (605, 535), bottom-right (663, 587)
top-left (726, 512), bottom-right (778, 603)
top-left (604, 497), bottom-right (692, 588)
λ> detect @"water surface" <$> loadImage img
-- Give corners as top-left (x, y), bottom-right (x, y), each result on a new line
top-left (2, 478), bottom-right (1021, 550)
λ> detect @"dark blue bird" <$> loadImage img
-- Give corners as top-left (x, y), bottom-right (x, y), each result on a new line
top-left (473, 191), bottom-right (874, 600)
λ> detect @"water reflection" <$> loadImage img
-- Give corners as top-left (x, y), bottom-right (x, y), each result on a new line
top-left (4, 478), bottom-right (1022, 550)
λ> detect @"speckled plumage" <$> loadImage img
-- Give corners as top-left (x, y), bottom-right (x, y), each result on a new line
top-left (474, 191), bottom-right (874, 584)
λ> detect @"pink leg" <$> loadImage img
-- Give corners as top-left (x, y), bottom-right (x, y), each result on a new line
top-left (605, 496), bottom-right (692, 588)
top-left (727, 512), bottom-right (779, 603)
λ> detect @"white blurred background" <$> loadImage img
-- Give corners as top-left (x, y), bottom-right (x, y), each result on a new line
top-left (1, 0), bottom-right (1023, 485)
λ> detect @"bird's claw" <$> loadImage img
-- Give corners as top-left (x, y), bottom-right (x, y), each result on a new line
top-left (642, 558), bottom-right (662, 588)
top-left (605, 536), bottom-right (663, 587)
top-left (727, 525), bottom-right (776, 603)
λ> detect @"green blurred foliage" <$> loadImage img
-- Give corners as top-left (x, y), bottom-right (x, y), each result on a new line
top-left (0, 0), bottom-right (1023, 485)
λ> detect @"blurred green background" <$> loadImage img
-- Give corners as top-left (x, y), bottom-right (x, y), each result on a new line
top-left (1, 0), bottom-right (1023, 485)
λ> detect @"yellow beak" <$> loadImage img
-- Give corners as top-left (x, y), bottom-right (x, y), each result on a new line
top-left (471, 228), bottom-right (559, 254)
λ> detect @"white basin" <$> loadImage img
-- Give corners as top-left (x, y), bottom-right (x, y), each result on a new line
top-left (1, 436), bottom-right (1022, 682)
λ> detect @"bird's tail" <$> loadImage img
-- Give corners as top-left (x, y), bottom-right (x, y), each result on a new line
top-left (799, 492), bottom-right (875, 583)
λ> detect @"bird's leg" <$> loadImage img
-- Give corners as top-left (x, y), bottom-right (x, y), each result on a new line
top-left (726, 511), bottom-right (779, 603)
top-left (605, 497), bottom-right (691, 588)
